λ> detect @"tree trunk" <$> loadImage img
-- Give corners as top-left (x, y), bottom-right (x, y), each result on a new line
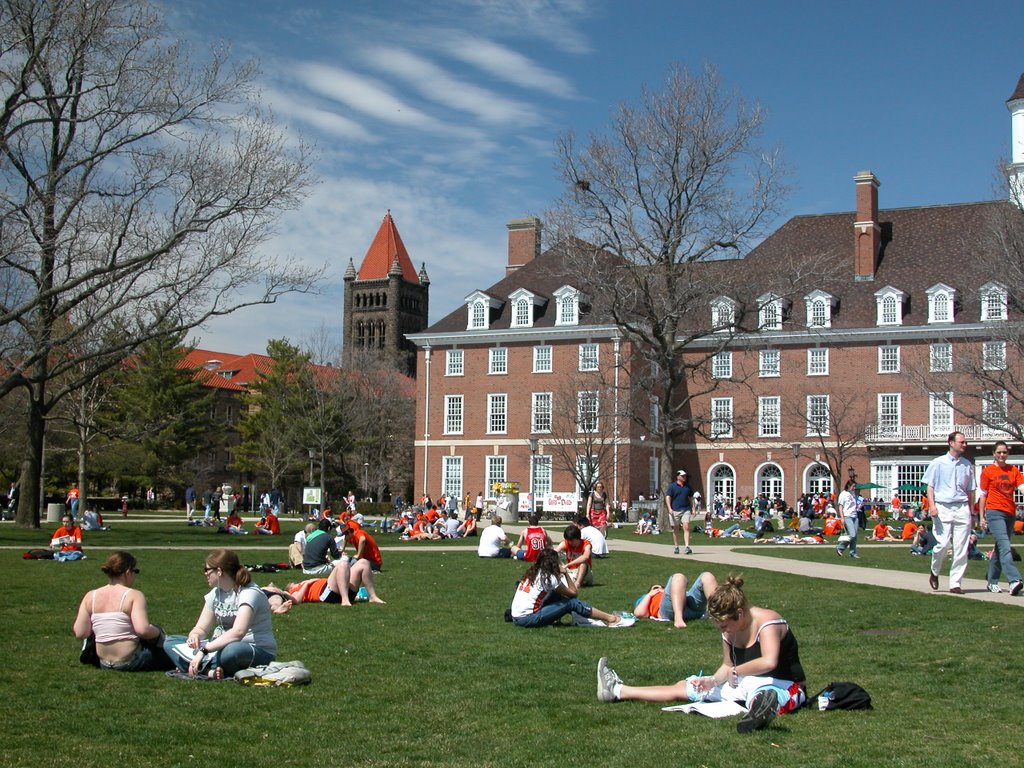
top-left (78, 396), bottom-right (89, 514)
top-left (16, 383), bottom-right (47, 528)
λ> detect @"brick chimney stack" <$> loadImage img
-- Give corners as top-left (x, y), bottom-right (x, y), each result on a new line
top-left (853, 171), bottom-right (880, 280)
top-left (506, 217), bottom-right (542, 276)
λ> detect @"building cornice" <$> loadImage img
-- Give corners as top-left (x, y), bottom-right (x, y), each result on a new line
top-left (408, 324), bottom-right (623, 348)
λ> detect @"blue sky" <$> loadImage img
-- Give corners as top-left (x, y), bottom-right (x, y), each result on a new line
top-left (167, 0), bottom-right (1024, 356)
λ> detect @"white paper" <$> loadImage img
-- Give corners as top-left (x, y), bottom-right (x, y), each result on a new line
top-left (661, 700), bottom-right (747, 718)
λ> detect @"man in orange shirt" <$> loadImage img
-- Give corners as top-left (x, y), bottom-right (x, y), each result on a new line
top-left (979, 441), bottom-right (1024, 595)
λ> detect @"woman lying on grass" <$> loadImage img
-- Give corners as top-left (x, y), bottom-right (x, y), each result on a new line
top-left (163, 548), bottom-right (277, 680)
top-left (510, 548), bottom-right (628, 628)
top-left (597, 574), bottom-right (806, 733)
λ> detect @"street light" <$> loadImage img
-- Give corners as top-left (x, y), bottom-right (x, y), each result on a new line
top-left (791, 443), bottom-right (801, 512)
top-left (528, 438), bottom-right (538, 493)
top-left (308, 448), bottom-right (315, 486)
top-left (363, 462), bottom-right (369, 498)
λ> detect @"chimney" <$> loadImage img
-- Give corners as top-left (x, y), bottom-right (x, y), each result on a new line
top-left (506, 217), bottom-right (542, 276)
top-left (853, 171), bottom-right (880, 280)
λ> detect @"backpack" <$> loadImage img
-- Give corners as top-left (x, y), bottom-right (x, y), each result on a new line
top-left (234, 660), bottom-right (311, 687)
top-left (812, 681), bottom-right (872, 710)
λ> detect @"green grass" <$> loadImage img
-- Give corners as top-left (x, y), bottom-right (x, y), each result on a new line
top-left (2, 517), bottom-right (1021, 767)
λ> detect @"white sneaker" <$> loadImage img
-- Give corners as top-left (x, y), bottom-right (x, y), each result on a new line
top-left (597, 657), bottom-right (622, 702)
top-left (988, 583), bottom-right (1003, 593)
top-left (1011, 580), bottom-right (1023, 596)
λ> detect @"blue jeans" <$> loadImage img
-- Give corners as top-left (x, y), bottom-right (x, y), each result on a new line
top-left (985, 511), bottom-right (1021, 587)
top-left (513, 595), bottom-right (593, 628)
top-left (837, 516), bottom-right (858, 555)
top-left (100, 643), bottom-right (172, 672)
top-left (658, 574), bottom-right (709, 622)
top-left (164, 634), bottom-right (275, 677)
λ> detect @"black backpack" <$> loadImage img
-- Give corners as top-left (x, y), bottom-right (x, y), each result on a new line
top-left (811, 681), bottom-right (872, 710)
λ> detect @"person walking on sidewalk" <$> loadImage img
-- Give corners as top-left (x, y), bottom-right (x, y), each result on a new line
top-left (978, 441), bottom-right (1024, 595)
top-left (924, 431), bottom-right (976, 594)
top-left (835, 480), bottom-right (860, 559)
top-left (665, 470), bottom-right (694, 555)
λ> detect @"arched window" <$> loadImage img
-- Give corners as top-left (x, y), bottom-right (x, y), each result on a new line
top-left (757, 464), bottom-right (783, 500)
top-left (711, 465), bottom-right (736, 509)
top-left (807, 464), bottom-right (833, 497)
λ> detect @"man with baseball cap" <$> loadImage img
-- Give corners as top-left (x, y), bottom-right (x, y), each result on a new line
top-left (665, 470), bottom-right (694, 555)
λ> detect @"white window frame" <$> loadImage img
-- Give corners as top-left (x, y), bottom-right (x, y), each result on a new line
top-left (878, 345), bottom-right (900, 374)
top-left (874, 287), bottom-right (906, 326)
top-left (554, 286), bottom-right (582, 326)
top-left (710, 297), bottom-right (736, 333)
top-left (983, 340), bottom-right (1007, 371)
top-left (930, 343), bottom-right (952, 373)
top-left (531, 455), bottom-right (552, 495)
top-left (758, 296), bottom-right (782, 331)
top-left (926, 284), bottom-right (955, 324)
top-left (578, 343), bottom-right (599, 372)
top-left (512, 298), bottom-right (531, 328)
top-left (980, 283), bottom-right (1008, 321)
top-left (469, 300), bottom-right (487, 329)
top-left (488, 347), bottom-right (507, 375)
top-left (710, 397), bottom-right (733, 438)
top-left (877, 393), bottom-right (902, 438)
top-left (712, 351), bottom-right (733, 379)
top-left (442, 456), bottom-right (463, 498)
top-left (807, 348), bottom-right (829, 376)
top-left (758, 396), bottom-right (781, 438)
top-left (806, 394), bottom-right (830, 436)
top-left (929, 393), bottom-right (953, 437)
top-left (444, 395), bottom-right (464, 435)
top-left (487, 393), bottom-right (507, 434)
top-left (577, 390), bottom-right (599, 433)
top-left (649, 396), bottom-right (660, 433)
top-left (533, 345), bottom-right (552, 373)
top-left (445, 349), bottom-right (464, 377)
top-left (983, 390), bottom-right (1009, 429)
top-left (531, 392), bottom-right (552, 433)
top-left (486, 455), bottom-right (507, 490)
top-left (759, 349), bottom-right (780, 378)
top-left (575, 455), bottom-right (598, 495)
top-left (805, 290), bottom-right (834, 328)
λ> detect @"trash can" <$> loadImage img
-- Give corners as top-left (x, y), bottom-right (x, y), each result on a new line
top-left (496, 493), bottom-right (520, 523)
top-left (46, 503), bottom-right (64, 524)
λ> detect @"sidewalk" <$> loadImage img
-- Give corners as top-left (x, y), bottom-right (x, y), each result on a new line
top-left (504, 524), bottom-right (1023, 605)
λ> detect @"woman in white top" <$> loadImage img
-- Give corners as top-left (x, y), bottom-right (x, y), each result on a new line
top-left (164, 548), bottom-right (277, 679)
top-left (835, 480), bottom-right (860, 559)
top-left (73, 551), bottom-right (169, 671)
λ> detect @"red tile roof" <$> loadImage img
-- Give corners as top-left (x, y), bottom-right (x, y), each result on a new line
top-left (358, 211), bottom-right (418, 282)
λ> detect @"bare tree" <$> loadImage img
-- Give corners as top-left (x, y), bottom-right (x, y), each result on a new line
top-left (551, 63), bottom-right (790, 497)
top-left (782, 387), bottom-right (871, 492)
top-left (542, 369), bottom-right (618, 499)
top-left (1, 0), bottom-right (322, 526)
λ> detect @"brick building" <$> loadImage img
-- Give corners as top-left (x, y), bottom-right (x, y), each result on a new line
top-left (408, 76), bottom-right (1024, 511)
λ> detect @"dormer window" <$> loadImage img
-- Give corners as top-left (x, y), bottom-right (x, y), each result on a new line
top-left (980, 282), bottom-right (1008, 321)
top-left (553, 285), bottom-right (586, 326)
top-left (926, 283), bottom-right (955, 324)
top-left (710, 296), bottom-right (736, 333)
top-left (804, 290), bottom-right (835, 328)
top-left (757, 293), bottom-right (785, 331)
top-left (464, 291), bottom-right (503, 330)
top-left (508, 288), bottom-right (547, 329)
top-left (874, 286), bottom-right (906, 326)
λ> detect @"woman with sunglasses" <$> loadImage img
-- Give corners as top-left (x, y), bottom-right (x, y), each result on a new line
top-left (164, 548), bottom-right (277, 679)
top-left (73, 551), bottom-right (170, 671)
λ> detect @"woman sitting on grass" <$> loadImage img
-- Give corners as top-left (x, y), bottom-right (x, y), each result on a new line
top-left (510, 548), bottom-right (626, 628)
top-left (73, 551), bottom-right (171, 671)
top-left (597, 574), bottom-right (806, 733)
top-left (163, 548), bottom-right (276, 680)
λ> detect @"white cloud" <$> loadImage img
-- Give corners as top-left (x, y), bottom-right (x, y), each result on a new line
top-left (362, 46), bottom-right (544, 127)
top-left (261, 85), bottom-right (374, 143)
top-left (440, 36), bottom-right (577, 98)
top-left (294, 62), bottom-right (438, 129)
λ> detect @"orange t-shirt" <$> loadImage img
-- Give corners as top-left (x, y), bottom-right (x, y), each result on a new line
top-left (901, 523), bottom-right (918, 540)
top-left (51, 525), bottom-right (82, 551)
top-left (824, 518), bottom-right (843, 536)
top-left (980, 463), bottom-right (1024, 516)
top-left (351, 528), bottom-right (382, 568)
top-left (872, 523), bottom-right (888, 539)
top-left (288, 578), bottom-right (329, 603)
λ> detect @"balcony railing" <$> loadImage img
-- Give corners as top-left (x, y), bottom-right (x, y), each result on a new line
top-left (864, 423), bottom-right (1016, 443)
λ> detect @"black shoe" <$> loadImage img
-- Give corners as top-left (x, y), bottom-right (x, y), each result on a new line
top-left (737, 690), bottom-right (777, 733)
top-left (928, 572), bottom-right (939, 591)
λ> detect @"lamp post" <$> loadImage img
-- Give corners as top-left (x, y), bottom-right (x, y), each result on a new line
top-left (791, 443), bottom-right (801, 512)
top-left (363, 462), bottom-right (369, 498)
top-left (528, 438), bottom-right (538, 493)
top-left (308, 448), bottom-right (314, 486)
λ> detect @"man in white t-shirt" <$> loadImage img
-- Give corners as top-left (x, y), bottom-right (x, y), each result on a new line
top-left (478, 516), bottom-right (511, 558)
top-left (575, 514), bottom-right (609, 558)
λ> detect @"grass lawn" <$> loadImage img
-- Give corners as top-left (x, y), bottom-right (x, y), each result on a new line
top-left (2, 517), bottom-right (1021, 767)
